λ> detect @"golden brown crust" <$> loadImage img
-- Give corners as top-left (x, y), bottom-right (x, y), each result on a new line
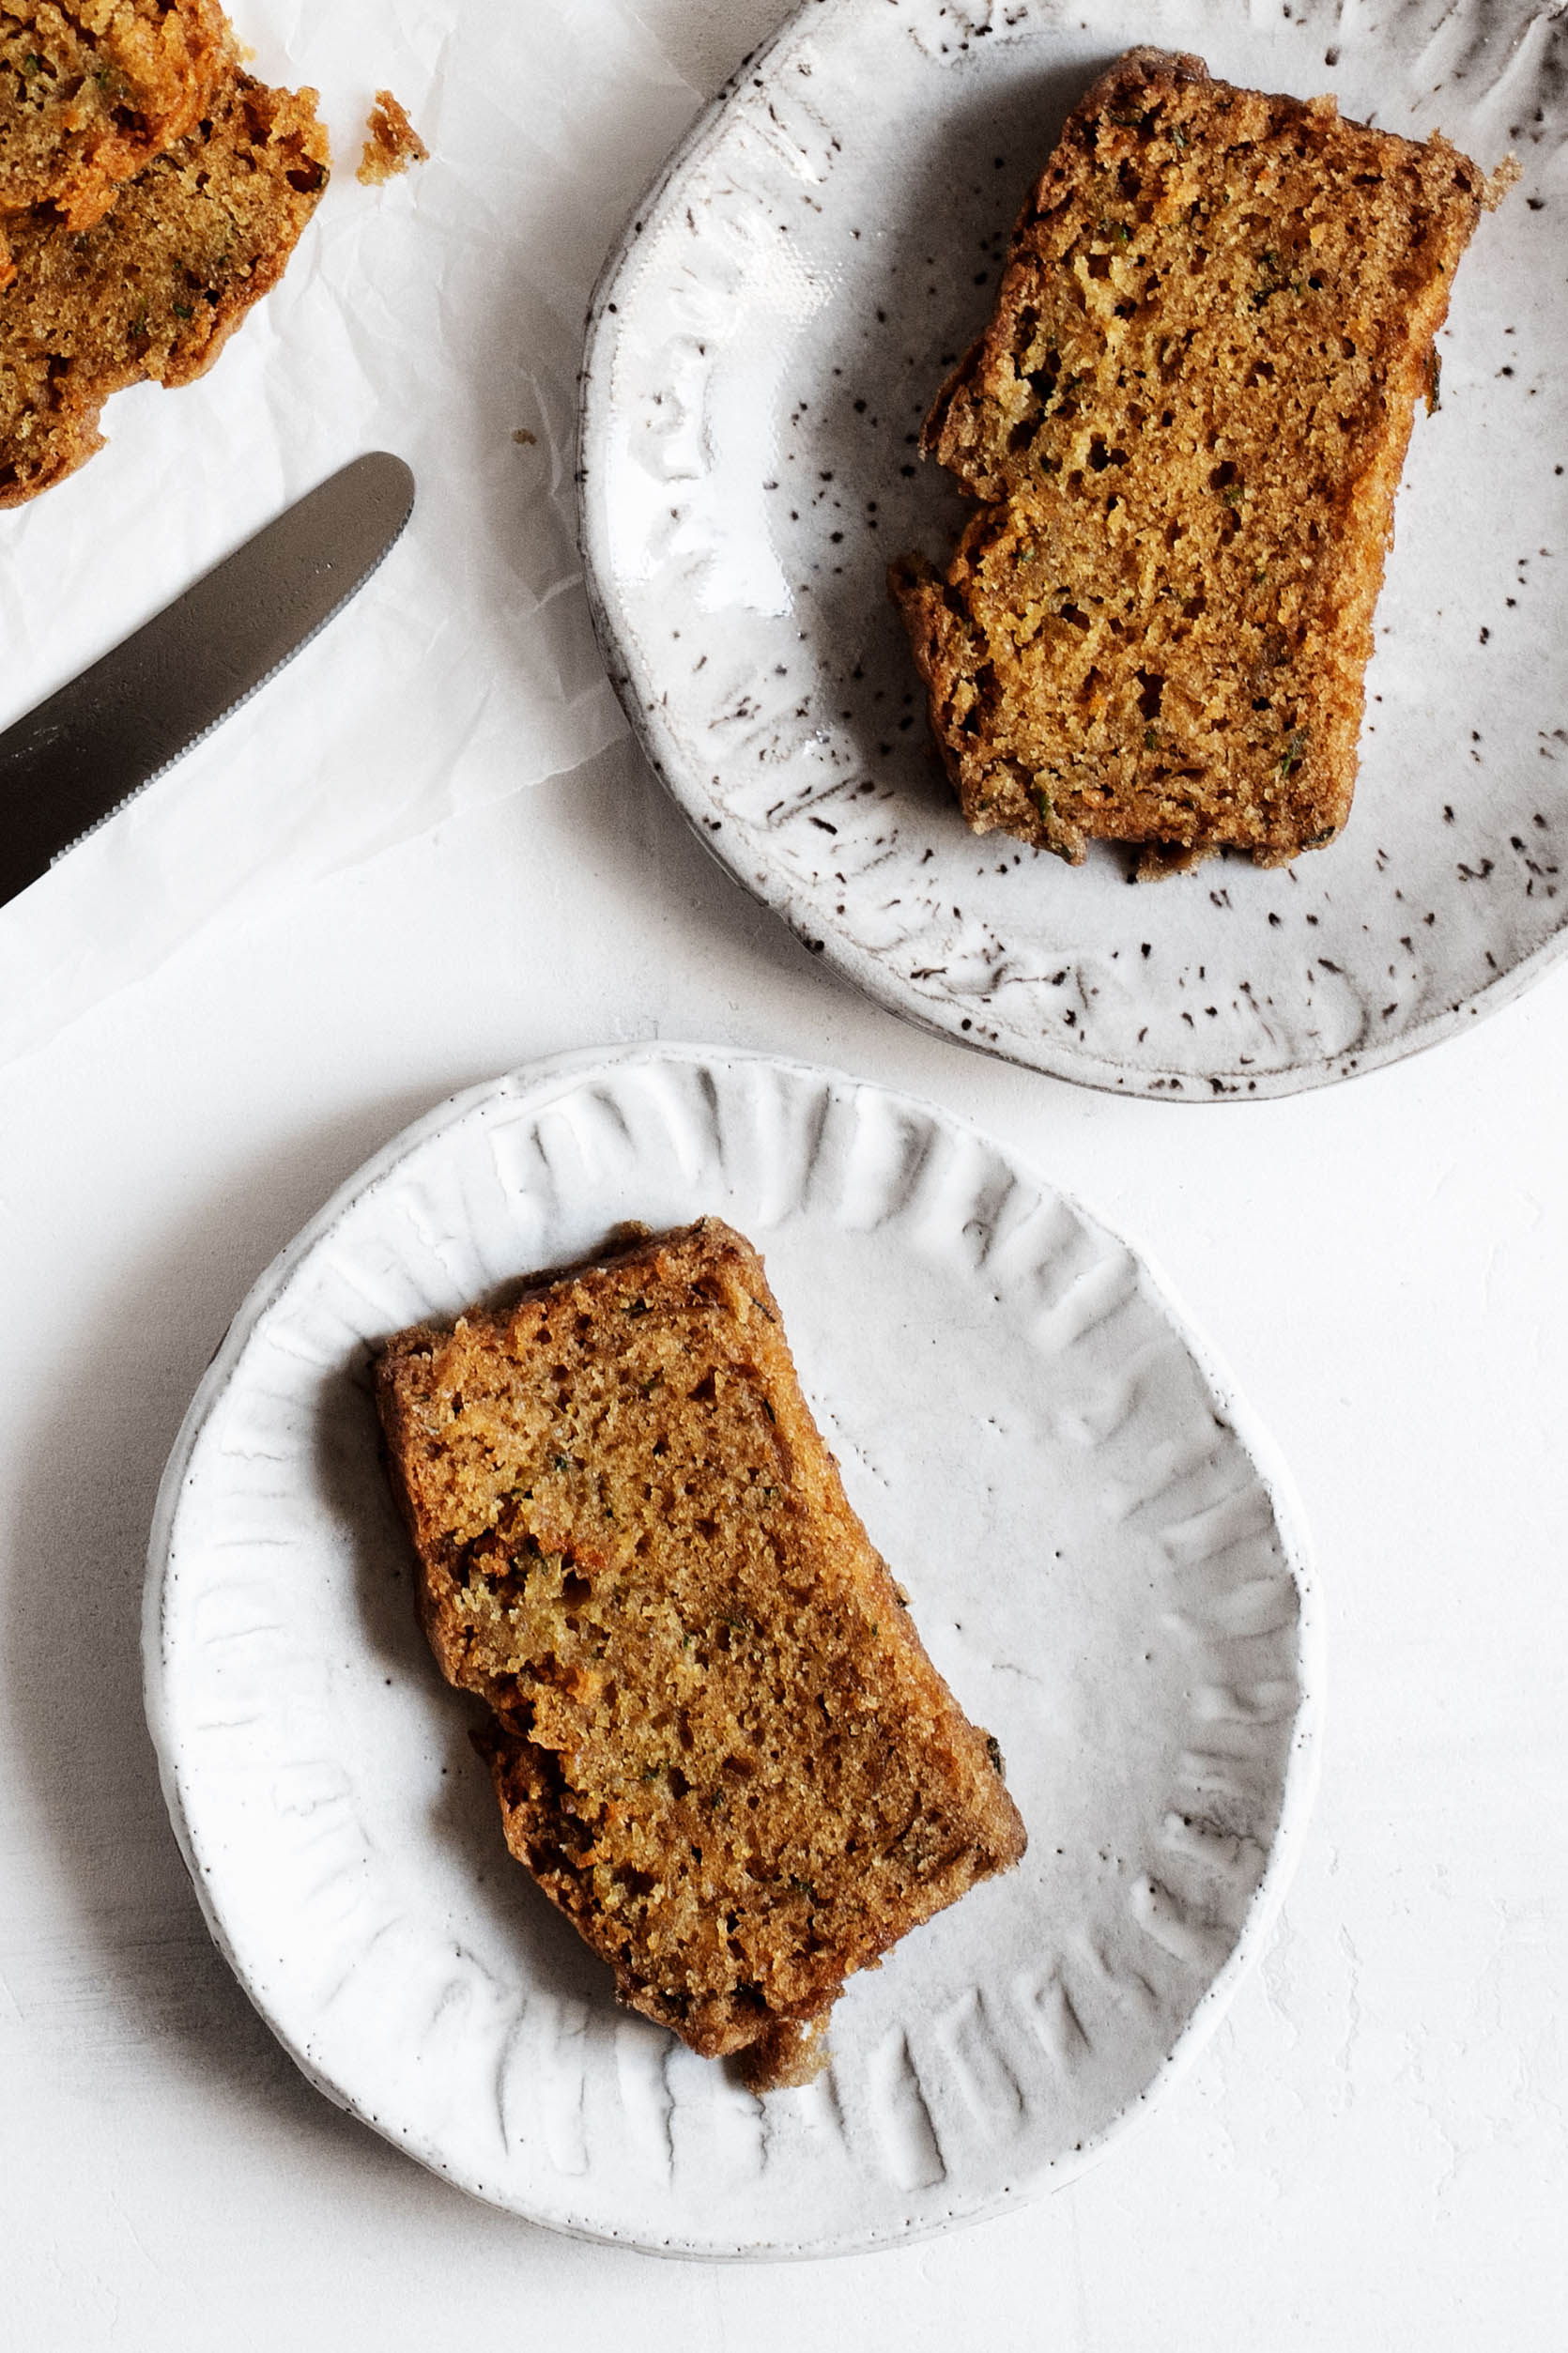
top-left (376, 1218), bottom-right (1026, 2087)
top-left (0, 65), bottom-right (328, 505)
top-left (890, 48), bottom-right (1492, 874)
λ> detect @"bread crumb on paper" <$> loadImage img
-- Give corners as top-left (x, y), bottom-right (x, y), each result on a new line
top-left (357, 89), bottom-right (428, 186)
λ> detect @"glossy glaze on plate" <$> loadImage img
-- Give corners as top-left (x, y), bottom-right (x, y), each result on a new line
top-left (145, 1044), bottom-right (1321, 2255)
top-left (579, 0), bottom-right (1567, 1098)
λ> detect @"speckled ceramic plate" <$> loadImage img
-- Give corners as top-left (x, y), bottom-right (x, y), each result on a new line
top-left (145, 1044), bottom-right (1320, 2256)
top-left (579, 0), bottom-right (1567, 1099)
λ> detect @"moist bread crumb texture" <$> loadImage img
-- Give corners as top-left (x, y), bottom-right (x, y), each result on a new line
top-left (891, 48), bottom-right (1499, 877)
top-left (1, 19), bottom-right (327, 505)
top-left (376, 1218), bottom-right (1026, 2091)
top-left (0, 0), bottom-right (233, 260)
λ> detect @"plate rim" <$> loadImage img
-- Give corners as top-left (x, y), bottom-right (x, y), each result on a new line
top-left (142, 1038), bottom-right (1326, 2256)
top-left (576, 0), bottom-right (1567, 1104)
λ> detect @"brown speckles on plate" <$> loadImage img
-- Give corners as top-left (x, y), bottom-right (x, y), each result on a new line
top-left (579, 0), bottom-right (1568, 1100)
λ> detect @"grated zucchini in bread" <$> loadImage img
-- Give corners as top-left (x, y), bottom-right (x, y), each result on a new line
top-left (0, 0), bottom-right (233, 284)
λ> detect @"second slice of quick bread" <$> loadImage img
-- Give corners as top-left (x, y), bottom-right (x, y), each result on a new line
top-left (376, 1217), bottom-right (1026, 2091)
top-left (892, 48), bottom-right (1504, 875)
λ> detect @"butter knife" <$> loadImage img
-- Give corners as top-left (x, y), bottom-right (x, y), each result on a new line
top-left (0, 450), bottom-right (416, 909)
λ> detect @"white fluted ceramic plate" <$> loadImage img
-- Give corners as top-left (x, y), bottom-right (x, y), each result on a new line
top-left (145, 1045), bottom-right (1320, 2255)
top-left (579, 0), bottom-right (1568, 1100)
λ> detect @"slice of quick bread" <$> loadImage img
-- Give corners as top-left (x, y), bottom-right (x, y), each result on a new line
top-left (376, 1218), bottom-right (1026, 2092)
top-left (0, 64), bottom-right (327, 504)
top-left (890, 48), bottom-right (1506, 876)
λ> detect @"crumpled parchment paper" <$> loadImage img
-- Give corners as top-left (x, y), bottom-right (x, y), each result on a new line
top-left (0, 0), bottom-right (773, 1067)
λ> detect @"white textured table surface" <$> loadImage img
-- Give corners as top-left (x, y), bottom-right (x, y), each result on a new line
top-left (3, 1), bottom-right (1566, 2343)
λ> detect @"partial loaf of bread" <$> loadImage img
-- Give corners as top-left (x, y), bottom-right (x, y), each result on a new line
top-left (0, 64), bottom-right (327, 505)
top-left (891, 48), bottom-right (1502, 875)
top-left (376, 1218), bottom-right (1026, 2091)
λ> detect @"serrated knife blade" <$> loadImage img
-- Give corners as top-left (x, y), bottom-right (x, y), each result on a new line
top-left (0, 450), bottom-right (416, 910)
